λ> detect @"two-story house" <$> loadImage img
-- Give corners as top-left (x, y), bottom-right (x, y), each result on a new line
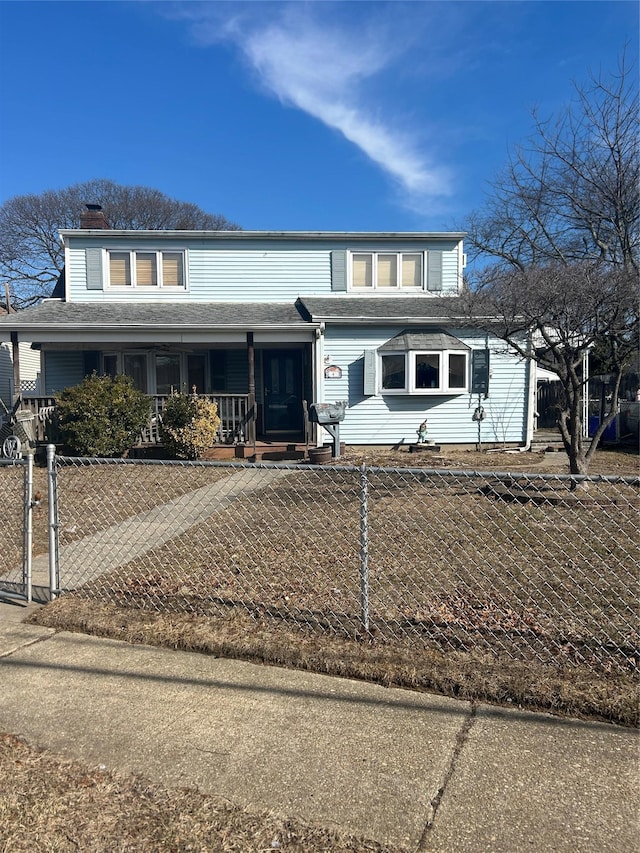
top-left (0, 207), bottom-right (535, 451)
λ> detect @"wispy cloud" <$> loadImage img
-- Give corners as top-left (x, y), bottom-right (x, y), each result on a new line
top-left (172, 2), bottom-right (453, 203)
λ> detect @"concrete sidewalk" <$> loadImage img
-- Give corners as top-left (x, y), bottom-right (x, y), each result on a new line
top-left (0, 601), bottom-right (637, 852)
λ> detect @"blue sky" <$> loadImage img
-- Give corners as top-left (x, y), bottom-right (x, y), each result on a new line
top-left (0, 1), bottom-right (637, 232)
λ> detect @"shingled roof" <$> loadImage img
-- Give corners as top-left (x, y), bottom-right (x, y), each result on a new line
top-left (297, 296), bottom-right (469, 323)
top-left (0, 300), bottom-right (312, 330)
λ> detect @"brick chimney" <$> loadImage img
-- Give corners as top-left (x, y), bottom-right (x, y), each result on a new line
top-left (80, 203), bottom-right (110, 229)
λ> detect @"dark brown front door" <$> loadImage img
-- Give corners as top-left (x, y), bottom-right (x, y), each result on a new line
top-left (263, 350), bottom-right (303, 436)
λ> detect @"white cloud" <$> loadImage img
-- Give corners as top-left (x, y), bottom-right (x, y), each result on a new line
top-left (175, 3), bottom-right (452, 202)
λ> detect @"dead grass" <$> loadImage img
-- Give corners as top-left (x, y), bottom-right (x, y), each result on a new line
top-left (0, 732), bottom-right (401, 853)
top-left (336, 444), bottom-right (640, 476)
top-left (29, 597), bottom-right (639, 727)
top-left (54, 465), bottom-right (637, 675)
top-left (4, 447), bottom-right (638, 850)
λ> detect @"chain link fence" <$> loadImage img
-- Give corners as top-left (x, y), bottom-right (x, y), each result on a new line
top-left (0, 457), bottom-right (30, 601)
top-left (50, 456), bottom-right (639, 674)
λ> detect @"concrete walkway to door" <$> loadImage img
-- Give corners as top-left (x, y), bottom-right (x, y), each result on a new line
top-left (29, 466), bottom-right (293, 599)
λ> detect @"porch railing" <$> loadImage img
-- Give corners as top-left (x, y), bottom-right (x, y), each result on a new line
top-left (142, 394), bottom-right (251, 445)
top-left (17, 394), bottom-right (252, 447)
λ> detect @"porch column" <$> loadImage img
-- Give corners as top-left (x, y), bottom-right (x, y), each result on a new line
top-left (247, 332), bottom-right (256, 446)
top-left (11, 332), bottom-right (20, 404)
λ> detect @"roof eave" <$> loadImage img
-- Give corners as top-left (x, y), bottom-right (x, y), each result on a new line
top-left (59, 229), bottom-right (467, 240)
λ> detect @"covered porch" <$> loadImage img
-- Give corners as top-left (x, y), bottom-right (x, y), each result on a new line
top-left (17, 392), bottom-right (313, 460)
top-left (1, 300), bottom-right (322, 452)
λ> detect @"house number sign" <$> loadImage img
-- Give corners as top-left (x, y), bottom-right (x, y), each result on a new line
top-left (324, 364), bottom-right (342, 379)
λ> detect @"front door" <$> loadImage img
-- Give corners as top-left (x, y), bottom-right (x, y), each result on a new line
top-left (263, 350), bottom-right (303, 436)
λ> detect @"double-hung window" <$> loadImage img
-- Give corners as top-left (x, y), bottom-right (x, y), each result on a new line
top-left (107, 250), bottom-right (186, 290)
top-left (351, 252), bottom-right (424, 290)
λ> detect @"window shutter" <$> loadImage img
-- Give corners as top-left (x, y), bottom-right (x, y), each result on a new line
top-left (330, 250), bottom-right (347, 291)
top-left (363, 349), bottom-right (377, 396)
top-left (471, 349), bottom-right (490, 396)
top-left (85, 248), bottom-right (103, 290)
top-left (427, 250), bottom-right (443, 291)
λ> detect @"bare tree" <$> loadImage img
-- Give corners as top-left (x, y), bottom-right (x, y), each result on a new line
top-left (465, 263), bottom-right (638, 474)
top-left (463, 53), bottom-right (639, 473)
top-left (0, 179), bottom-right (241, 308)
top-left (465, 52), bottom-right (638, 274)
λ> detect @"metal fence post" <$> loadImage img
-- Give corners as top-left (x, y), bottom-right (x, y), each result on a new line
top-left (23, 452), bottom-right (34, 603)
top-left (359, 464), bottom-right (370, 633)
top-left (46, 444), bottom-right (59, 600)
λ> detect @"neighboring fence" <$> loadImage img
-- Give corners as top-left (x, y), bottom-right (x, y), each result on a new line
top-left (0, 456), bottom-right (33, 603)
top-left (47, 456), bottom-right (640, 675)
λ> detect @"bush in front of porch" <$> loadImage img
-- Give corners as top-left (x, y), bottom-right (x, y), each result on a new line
top-left (55, 374), bottom-right (151, 457)
top-left (159, 392), bottom-right (221, 460)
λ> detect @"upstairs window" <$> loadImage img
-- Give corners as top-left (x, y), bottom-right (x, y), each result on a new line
top-left (107, 250), bottom-right (186, 290)
top-left (350, 252), bottom-right (424, 291)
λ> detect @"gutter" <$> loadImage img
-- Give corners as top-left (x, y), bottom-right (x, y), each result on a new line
top-left (59, 229), bottom-right (468, 241)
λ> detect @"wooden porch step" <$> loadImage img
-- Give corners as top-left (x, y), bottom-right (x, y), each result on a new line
top-left (233, 442), bottom-right (308, 462)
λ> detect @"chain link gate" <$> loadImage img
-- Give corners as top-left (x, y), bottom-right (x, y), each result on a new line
top-left (48, 454), bottom-right (639, 675)
top-left (0, 454), bottom-right (34, 604)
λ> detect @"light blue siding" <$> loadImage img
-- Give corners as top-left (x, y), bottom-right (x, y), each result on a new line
top-left (321, 327), bottom-right (528, 445)
top-left (189, 249), bottom-right (330, 301)
top-left (65, 236), bottom-right (463, 302)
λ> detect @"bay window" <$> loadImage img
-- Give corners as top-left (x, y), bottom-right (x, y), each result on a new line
top-left (380, 350), bottom-right (468, 393)
top-left (374, 330), bottom-right (471, 395)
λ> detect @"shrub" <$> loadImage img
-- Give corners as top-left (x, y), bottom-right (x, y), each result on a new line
top-left (159, 393), bottom-right (221, 460)
top-left (55, 374), bottom-right (151, 457)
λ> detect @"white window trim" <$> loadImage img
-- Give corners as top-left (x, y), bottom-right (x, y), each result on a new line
top-left (379, 349), bottom-right (469, 395)
top-left (348, 251), bottom-right (425, 292)
top-left (104, 249), bottom-right (189, 291)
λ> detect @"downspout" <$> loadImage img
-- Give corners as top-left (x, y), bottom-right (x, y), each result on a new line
top-left (523, 332), bottom-right (536, 451)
